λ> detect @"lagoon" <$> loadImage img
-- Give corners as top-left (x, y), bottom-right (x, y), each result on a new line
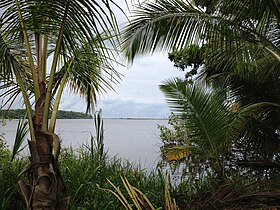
top-left (1, 119), bottom-right (168, 170)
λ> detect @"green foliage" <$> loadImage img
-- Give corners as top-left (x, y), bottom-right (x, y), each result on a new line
top-left (10, 117), bottom-right (28, 162)
top-left (0, 142), bottom-right (26, 209)
top-left (59, 147), bottom-right (170, 210)
top-left (168, 44), bottom-right (206, 81)
top-left (0, 144), bottom-right (174, 210)
top-left (56, 110), bottom-right (92, 119)
top-left (0, 138), bottom-right (10, 167)
top-left (158, 113), bottom-right (188, 145)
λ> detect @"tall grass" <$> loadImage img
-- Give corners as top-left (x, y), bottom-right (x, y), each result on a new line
top-left (60, 146), bottom-right (169, 209)
top-left (0, 151), bottom-right (26, 209)
top-left (0, 142), bottom-right (173, 209)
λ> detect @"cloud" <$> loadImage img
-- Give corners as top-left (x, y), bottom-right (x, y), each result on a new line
top-left (58, 53), bottom-right (185, 118)
top-left (96, 98), bottom-right (170, 118)
top-left (59, 94), bottom-right (171, 118)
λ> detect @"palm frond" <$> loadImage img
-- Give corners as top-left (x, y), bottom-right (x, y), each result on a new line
top-left (53, 34), bottom-right (122, 113)
top-left (122, 0), bottom-right (280, 65)
top-left (1, 0), bottom-right (123, 58)
top-left (10, 117), bottom-right (28, 162)
top-left (160, 78), bottom-right (233, 155)
top-left (231, 102), bottom-right (280, 158)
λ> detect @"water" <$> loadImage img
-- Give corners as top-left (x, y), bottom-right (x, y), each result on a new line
top-left (1, 119), bottom-right (168, 170)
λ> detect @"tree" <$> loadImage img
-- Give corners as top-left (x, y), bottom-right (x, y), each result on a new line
top-left (122, 1), bottom-right (280, 207)
top-left (122, 0), bottom-right (280, 171)
top-left (168, 44), bottom-right (205, 82)
top-left (122, 0), bottom-right (280, 62)
top-left (0, 1), bottom-right (123, 209)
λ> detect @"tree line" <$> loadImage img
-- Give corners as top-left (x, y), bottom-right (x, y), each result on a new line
top-left (0, 109), bottom-right (92, 119)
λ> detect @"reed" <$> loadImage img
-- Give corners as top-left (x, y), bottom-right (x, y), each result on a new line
top-left (106, 175), bottom-right (179, 210)
top-left (59, 146), bottom-right (168, 209)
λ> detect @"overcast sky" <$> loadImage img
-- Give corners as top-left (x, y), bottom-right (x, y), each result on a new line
top-left (60, 53), bottom-right (185, 118)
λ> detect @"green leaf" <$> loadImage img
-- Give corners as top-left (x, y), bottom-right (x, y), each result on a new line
top-left (11, 117), bottom-right (28, 162)
top-left (160, 78), bottom-right (233, 156)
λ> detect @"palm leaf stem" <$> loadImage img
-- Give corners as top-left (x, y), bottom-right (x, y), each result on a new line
top-left (49, 69), bottom-right (68, 133)
top-left (43, 0), bottom-right (71, 131)
top-left (264, 46), bottom-right (280, 62)
top-left (14, 0), bottom-right (39, 100)
top-left (35, 33), bottom-right (43, 83)
top-left (13, 64), bottom-right (35, 142)
top-left (42, 34), bottom-right (49, 82)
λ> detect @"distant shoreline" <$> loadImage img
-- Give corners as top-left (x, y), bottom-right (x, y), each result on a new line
top-left (0, 109), bottom-right (167, 120)
top-left (0, 109), bottom-right (91, 119)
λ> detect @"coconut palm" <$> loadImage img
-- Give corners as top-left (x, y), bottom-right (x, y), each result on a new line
top-left (0, 0), bottom-right (123, 209)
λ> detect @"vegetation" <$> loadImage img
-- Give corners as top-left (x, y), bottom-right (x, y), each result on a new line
top-left (0, 0), bottom-right (123, 208)
top-left (0, 109), bottom-right (92, 119)
top-left (0, 129), bottom-right (177, 210)
top-left (1, 0), bottom-right (280, 209)
top-left (107, 176), bottom-right (179, 210)
top-left (123, 0), bottom-right (280, 209)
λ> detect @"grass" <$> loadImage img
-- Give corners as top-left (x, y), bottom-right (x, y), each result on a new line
top-left (1, 138), bottom-right (280, 209)
top-left (0, 143), bottom-right (27, 210)
top-left (0, 140), bottom-right (174, 209)
top-left (60, 146), bottom-right (169, 209)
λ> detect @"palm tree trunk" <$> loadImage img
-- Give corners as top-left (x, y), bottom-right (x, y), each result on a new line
top-left (18, 82), bottom-right (69, 210)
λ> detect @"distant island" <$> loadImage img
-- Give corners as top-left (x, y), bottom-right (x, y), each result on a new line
top-left (0, 109), bottom-right (92, 119)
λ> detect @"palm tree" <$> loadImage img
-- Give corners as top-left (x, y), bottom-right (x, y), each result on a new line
top-left (122, 0), bottom-right (280, 62)
top-left (122, 0), bottom-right (280, 171)
top-left (159, 78), bottom-right (234, 178)
top-left (0, 0), bottom-right (123, 209)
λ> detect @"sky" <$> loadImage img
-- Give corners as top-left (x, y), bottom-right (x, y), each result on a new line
top-left (59, 54), bottom-right (185, 118)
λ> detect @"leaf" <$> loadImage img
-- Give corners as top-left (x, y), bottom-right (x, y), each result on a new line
top-left (160, 78), bottom-right (233, 155)
top-left (11, 117), bottom-right (28, 162)
top-left (162, 145), bottom-right (199, 161)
